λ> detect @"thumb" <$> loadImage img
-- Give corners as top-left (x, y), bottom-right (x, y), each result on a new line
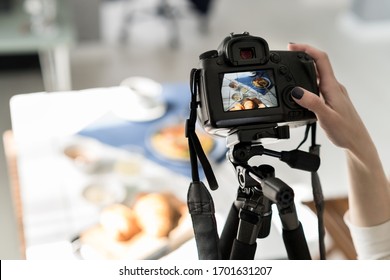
top-left (290, 87), bottom-right (327, 117)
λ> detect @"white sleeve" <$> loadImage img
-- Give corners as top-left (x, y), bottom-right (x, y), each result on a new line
top-left (344, 211), bottom-right (390, 260)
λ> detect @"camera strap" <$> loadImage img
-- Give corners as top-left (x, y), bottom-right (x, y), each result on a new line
top-left (185, 68), bottom-right (220, 259)
top-left (308, 123), bottom-right (326, 260)
top-left (296, 123), bottom-right (325, 259)
top-left (186, 68), bottom-right (219, 191)
top-left (295, 122), bottom-right (326, 259)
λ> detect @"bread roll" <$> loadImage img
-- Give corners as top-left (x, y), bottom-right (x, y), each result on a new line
top-left (133, 193), bottom-right (181, 237)
top-left (100, 204), bottom-right (141, 241)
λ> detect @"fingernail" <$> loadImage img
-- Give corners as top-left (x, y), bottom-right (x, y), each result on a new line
top-left (291, 87), bottom-right (304, 99)
top-left (289, 42), bottom-right (296, 45)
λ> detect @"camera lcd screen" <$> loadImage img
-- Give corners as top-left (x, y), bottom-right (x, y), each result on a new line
top-left (221, 70), bottom-right (278, 112)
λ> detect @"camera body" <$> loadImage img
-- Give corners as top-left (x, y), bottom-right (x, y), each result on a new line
top-left (195, 32), bottom-right (319, 137)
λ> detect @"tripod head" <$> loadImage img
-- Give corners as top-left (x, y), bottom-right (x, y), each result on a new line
top-left (227, 124), bottom-right (320, 173)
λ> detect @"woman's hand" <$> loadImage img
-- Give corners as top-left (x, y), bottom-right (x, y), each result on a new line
top-left (288, 43), bottom-right (371, 159)
top-left (288, 43), bottom-right (390, 227)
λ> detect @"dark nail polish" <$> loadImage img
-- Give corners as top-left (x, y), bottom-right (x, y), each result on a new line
top-left (291, 87), bottom-right (304, 100)
top-left (289, 42), bottom-right (295, 45)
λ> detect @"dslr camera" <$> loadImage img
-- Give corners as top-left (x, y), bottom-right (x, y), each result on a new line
top-left (194, 32), bottom-right (319, 137)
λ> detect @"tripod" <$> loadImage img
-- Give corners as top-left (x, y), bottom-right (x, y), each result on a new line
top-left (187, 123), bottom-right (323, 260)
top-left (219, 129), bottom-right (314, 260)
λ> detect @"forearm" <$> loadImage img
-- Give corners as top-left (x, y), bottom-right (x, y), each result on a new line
top-left (346, 137), bottom-right (390, 227)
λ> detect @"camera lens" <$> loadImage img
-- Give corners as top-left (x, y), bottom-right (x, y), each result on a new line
top-left (239, 48), bottom-right (254, 60)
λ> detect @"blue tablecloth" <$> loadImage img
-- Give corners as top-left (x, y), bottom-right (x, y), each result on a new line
top-left (78, 83), bottom-right (227, 178)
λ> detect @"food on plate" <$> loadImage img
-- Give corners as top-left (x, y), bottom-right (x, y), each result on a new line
top-left (63, 144), bottom-right (96, 165)
top-left (79, 191), bottom-right (190, 259)
top-left (113, 158), bottom-right (142, 176)
top-left (252, 77), bottom-right (269, 88)
top-left (63, 139), bottom-right (114, 174)
top-left (230, 102), bottom-right (244, 111)
top-left (133, 192), bottom-right (184, 237)
top-left (229, 98), bottom-right (266, 111)
top-left (228, 81), bottom-right (239, 89)
top-left (243, 98), bottom-right (257, 109)
top-left (231, 92), bottom-right (242, 101)
top-left (100, 204), bottom-right (141, 241)
top-left (82, 180), bottom-right (125, 206)
top-left (98, 192), bottom-right (186, 242)
top-left (150, 123), bottom-right (214, 160)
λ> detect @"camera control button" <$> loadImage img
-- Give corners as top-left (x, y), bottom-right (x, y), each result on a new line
top-left (288, 111), bottom-right (302, 118)
top-left (270, 52), bottom-right (281, 63)
top-left (285, 74), bottom-right (293, 82)
top-left (278, 66), bottom-right (288, 75)
top-left (283, 86), bottom-right (299, 109)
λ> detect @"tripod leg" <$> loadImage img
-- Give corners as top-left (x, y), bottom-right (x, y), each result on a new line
top-left (219, 202), bottom-right (240, 260)
top-left (278, 203), bottom-right (311, 260)
top-left (230, 239), bottom-right (257, 260)
top-left (282, 222), bottom-right (311, 260)
top-left (229, 208), bottom-right (262, 260)
top-left (219, 202), bottom-right (260, 260)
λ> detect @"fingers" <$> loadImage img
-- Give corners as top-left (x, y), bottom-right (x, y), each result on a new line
top-left (290, 87), bottom-right (330, 118)
top-left (288, 43), bottom-right (335, 80)
top-left (288, 43), bottom-right (339, 94)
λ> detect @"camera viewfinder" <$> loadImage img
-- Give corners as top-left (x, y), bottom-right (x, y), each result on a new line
top-left (240, 48), bottom-right (255, 60)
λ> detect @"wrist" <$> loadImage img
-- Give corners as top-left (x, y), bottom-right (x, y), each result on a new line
top-left (345, 126), bottom-right (378, 166)
top-left (346, 143), bottom-right (382, 172)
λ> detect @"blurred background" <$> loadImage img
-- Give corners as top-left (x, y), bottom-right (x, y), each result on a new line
top-left (1, 0), bottom-right (390, 260)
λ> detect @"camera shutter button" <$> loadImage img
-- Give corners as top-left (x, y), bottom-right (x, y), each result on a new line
top-left (304, 54), bottom-right (312, 61)
top-left (297, 53), bottom-right (312, 61)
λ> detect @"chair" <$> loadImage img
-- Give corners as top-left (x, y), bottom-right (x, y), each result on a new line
top-left (303, 197), bottom-right (357, 259)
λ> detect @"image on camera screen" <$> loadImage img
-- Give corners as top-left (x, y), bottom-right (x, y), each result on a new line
top-left (221, 70), bottom-right (278, 112)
